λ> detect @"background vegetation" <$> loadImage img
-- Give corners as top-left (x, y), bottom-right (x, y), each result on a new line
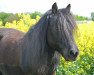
top-left (75, 15), bottom-right (88, 21)
top-left (91, 12), bottom-right (94, 21)
top-left (0, 12), bottom-right (94, 75)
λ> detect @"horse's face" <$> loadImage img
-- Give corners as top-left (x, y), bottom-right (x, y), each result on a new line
top-left (47, 3), bottom-right (79, 61)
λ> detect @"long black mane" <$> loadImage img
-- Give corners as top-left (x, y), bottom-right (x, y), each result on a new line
top-left (20, 11), bottom-right (54, 73)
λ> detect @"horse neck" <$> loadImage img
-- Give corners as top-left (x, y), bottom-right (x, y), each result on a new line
top-left (20, 16), bottom-right (53, 68)
top-left (20, 17), bottom-right (61, 74)
top-left (24, 16), bottom-right (49, 56)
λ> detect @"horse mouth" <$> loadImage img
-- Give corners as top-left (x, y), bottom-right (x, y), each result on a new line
top-left (64, 54), bottom-right (78, 61)
top-left (58, 48), bottom-right (78, 61)
top-left (64, 57), bottom-right (76, 61)
top-left (61, 54), bottom-right (77, 61)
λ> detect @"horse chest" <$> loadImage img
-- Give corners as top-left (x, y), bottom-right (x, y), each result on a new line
top-left (25, 51), bottom-right (60, 75)
top-left (36, 51), bottom-right (60, 75)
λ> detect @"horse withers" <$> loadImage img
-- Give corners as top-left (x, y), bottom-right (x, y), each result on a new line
top-left (0, 3), bottom-right (79, 75)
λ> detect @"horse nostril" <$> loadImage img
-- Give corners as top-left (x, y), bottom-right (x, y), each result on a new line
top-left (75, 52), bottom-right (78, 57)
top-left (69, 50), bottom-right (78, 57)
top-left (69, 50), bottom-right (74, 56)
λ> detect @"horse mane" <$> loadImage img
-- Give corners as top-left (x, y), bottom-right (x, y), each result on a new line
top-left (20, 11), bottom-right (51, 71)
top-left (0, 35), bottom-right (3, 40)
top-left (26, 11), bottom-right (50, 54)
top-left (61, 8), bottom-right (77, 34)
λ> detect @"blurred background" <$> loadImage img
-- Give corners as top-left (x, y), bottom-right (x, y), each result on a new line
top-left (0, 0), bottom-right (94, 75)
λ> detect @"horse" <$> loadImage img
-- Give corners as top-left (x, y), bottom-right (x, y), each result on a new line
top-left (0, 3), bottom-right (79, 75)
top-left (0, 63), bottom-right (24, 75)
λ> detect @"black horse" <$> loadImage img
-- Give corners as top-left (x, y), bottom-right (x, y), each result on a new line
top-left (0, 3), bottom-right (79, 75)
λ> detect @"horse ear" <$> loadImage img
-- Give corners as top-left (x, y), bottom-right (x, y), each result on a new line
top-left (52, 2), bottom-right (58, 14)
top-left (65, 4), bottom-right (71, 13)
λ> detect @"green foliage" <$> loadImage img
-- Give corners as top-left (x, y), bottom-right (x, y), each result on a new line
top-left (91, 12), bottom-right (94, 21)
top-left (0, 12), bottom-right (10, 21)
top-left (0, 12), bottom-right (19, 25)
top-left (0, 12), bottom-right (10, 25)
top-left (0, 21), bottom-right (3, 26)
top-left (75, 15), bottom-right (88, 21)
top-left (3, 14), bottom-right (19, 24)
top-left (30, 11), bottom-right (42, 19)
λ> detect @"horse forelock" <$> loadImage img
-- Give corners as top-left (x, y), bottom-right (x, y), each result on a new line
top-left (61, 9), bottom-right (77, 33)
top-left (47, 8), bottom-right (77, 35)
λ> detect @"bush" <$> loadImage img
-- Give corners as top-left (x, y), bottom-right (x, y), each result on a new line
top-left (0, 12), bottom-right (11, 25)
top-left (30, 11), bottom-right (42, 19)
top-left (4, 14), bottom-right (19, 24)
